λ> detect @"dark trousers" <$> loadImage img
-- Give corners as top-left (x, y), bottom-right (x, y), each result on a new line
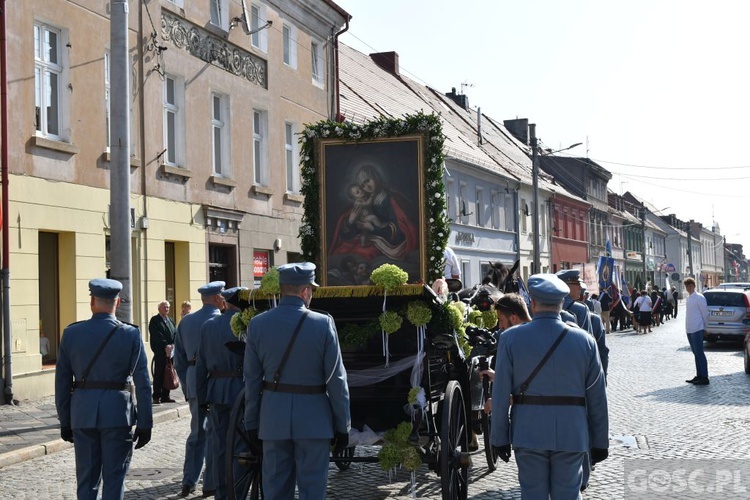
top-left (73, 427), bottom-right (133, 500)
top-left (152, 353), bottom-right (170, 401)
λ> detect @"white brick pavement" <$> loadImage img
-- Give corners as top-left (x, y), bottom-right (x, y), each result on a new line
top-left (1, 317), bottom-right (749, 499)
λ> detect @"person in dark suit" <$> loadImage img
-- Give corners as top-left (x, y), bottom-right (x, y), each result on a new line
top-left (174, 281), bottom-right (225, 498)
top-left (195, 287), bottom-right (246, 500)
top-left (55, 278), bottom-right (153, 500)
top-left (244, 262), bottom-right (351, 499)
top-left (149, 300), bottom-right (177, 404)
top-left (491, 274), bottom-right (608, 498)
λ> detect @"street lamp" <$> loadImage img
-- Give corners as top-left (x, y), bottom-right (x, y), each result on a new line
top-left (530, 124), bottom-right (581, 274)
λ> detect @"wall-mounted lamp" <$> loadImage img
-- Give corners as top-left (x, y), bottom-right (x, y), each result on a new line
top-left (273, 238), bottom-right (283, 252)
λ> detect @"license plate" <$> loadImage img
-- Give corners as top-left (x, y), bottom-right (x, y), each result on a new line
top-left (711, 311), bottom-right (733, 316)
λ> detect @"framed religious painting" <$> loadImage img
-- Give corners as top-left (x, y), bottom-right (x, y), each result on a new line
top-left (298, 113), bottom-right (449, 286)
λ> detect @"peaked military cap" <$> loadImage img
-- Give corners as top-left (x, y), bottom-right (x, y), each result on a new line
top-left (198, 281), bottom-right (225, 296)
top-left (556, 269), bottom-right (583, 284)
top-left (278, 262), bottom-right (319, 287)
top-left (89, 278), bottom-right (123, 299)
top-left (221, 286), bottom-right (249, 309)
top-left (528, 273), bottom-right (570, 302)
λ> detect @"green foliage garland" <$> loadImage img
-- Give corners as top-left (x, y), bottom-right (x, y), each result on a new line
top-left (406, 301), bottom-right (432, 328)
top-left (259, 267), bottom-right (280, 295)
top-left (338, 321), bottom-right (379, 348)
top-left (298, 112), bottom-right (449, 282)
top-left (379, 310), bottom-right (403, 334)
top-left (230, 307), bottom-right (258, 339)
top-left (370, 264), bottom-right (408, 292)
top-left (378, 422), bottom-right (421, 471)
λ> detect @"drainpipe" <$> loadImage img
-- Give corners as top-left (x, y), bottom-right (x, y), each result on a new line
top-left (332, 15), bottom-right (350, 122)
top-left (1, 0), bottom-right (15, 404)
top-left (138, 0), bottom-right (148, 331)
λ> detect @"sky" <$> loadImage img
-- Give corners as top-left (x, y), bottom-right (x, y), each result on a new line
top-left (338, 0), bottom-right (750, 253)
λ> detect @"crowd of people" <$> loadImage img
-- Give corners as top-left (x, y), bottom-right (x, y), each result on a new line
top-left (592, 283), bottom-right (680, 335)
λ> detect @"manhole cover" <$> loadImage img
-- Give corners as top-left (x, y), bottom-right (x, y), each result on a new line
top-left (126, 468), bottom-right (177, 480)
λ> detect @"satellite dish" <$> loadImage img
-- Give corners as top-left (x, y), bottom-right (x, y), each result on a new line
top-left (670, 272), bottom-right (681, 282)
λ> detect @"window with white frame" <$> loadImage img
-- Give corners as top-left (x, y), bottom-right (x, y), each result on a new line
top-left (285, 122), bottom-right (299, 193)
top-left (253, 109), bottom-right (268, 185)
top-left (211, 92), bottom-right (230, 176)
top-left (504, 193), bottom-right (514, 231)
top-left (475, 188), bottom-right (483, 227)
top-left (446, 179), bottom-right (456, 220)
top-left (311, 39), bottom-right (324, 86)
top-left (490, 191), bottom-right (499, 229)
top-left (282, 23), bottom-right (297, 68)
top-left (34, 22), bottom-right (65, 139)
top-left (250, 3), bottom-right (268, 52)
top-left (210, 0), bottom-right (229, 31)
top-left (163, 75), bottom-right (185, 167)
top-left (459, 183), bottom-right (468, 224)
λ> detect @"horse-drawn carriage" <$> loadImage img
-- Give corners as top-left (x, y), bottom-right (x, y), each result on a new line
top-left (223, 112), bottom-right (521, 499)
top-left (224, 263), bottom-right (523, 499)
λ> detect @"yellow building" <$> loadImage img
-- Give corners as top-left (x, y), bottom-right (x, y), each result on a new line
top-left (1, 0), bottom-right (349, 399)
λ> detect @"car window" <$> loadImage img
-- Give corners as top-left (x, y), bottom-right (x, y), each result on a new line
top-left (704, 292), bottom-right (747, 307)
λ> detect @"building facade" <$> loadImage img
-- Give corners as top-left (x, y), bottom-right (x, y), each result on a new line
top-left (2, 0), bottom-right (348, 398)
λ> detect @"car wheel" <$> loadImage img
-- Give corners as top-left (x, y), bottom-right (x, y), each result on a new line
top-left (744, 346), bottom-right (750, 375)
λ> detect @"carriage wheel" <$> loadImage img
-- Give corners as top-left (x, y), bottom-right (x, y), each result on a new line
top-left (226, 392), bottom-right (262, 500)
top-left (440, 380), bottom-right (469, 500)
top-left (333, 446), bottom-right (355, 470)
top-left (481, 404), bottom-right (498, 471)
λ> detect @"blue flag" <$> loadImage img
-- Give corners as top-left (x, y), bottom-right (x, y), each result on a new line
top-left (597, 257), bottom-right (614, 290)
top-left (517, 277), bottom-right (532, 310)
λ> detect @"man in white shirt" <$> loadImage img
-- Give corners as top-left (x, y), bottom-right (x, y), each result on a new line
top-left (683, 277), bottom-right (709, 385)
top-left (443, 247), bottom-right (461, 281)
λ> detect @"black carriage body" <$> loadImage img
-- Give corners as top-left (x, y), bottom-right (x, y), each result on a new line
top-left (312, 287), bottom-right (464, 433)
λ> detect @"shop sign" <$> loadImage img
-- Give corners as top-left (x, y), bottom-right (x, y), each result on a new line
top-left (626, 251), bottom-right (641, 260)
top-left (253, 251), bottom-right (269, 277)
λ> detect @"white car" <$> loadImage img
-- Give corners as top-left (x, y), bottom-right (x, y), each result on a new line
top-left (703, 289), bottom-right (750, 343)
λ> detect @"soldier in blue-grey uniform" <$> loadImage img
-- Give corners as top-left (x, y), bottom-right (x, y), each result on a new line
top-left (556, 270), bottom-right (592, 334)
top-left (491, 273), bottom-right (609, 499)
top-left (195, 287), bottom-right (246, 500)
top-left (174, 281), bottom-right (225, 497)
top-left (55, 278), bottom-right (153, 500)
top-left (244, 262), bottom-right (351, 500)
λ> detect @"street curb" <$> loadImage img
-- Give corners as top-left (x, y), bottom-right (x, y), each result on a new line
top-left (0, 404), bottom-right (189, 470)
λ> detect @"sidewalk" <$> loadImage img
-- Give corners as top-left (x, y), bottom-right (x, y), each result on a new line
top-left (0, 394), bottom-right (189, 469)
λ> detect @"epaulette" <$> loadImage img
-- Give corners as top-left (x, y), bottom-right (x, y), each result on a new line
top-left (565, 320), bottom-right (579, 328)
top-left (67, 320), bottom-right (86, 326)
top-left (121, 321), bottom-right (140, 329)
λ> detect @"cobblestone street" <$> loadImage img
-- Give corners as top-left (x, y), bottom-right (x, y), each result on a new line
top-left (1, 317), bottom-right (749, 499)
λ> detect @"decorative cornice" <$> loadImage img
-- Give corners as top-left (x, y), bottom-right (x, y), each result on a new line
top-left (161, 12), bottom-right (267, 89)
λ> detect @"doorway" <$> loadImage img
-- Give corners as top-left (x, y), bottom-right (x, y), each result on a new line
top-left (38, 232), bottom-right (60, 365)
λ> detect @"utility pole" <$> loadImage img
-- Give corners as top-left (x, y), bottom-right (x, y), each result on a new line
top-left (530, 123), bottom-right (540, 274)
top-left (686, 222), bottom-right (694, 280)
top-left (641, 207), bottom-right (647, 287)
top-left (110, 1), bottom-right (132, 322)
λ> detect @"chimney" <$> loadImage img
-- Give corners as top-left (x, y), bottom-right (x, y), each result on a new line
top-left (370, 51), bottom-right (399, 76)
top-left (503, 118), bottom-right (529, 145)
top-left (445, 87), bottom-right (469, 111)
